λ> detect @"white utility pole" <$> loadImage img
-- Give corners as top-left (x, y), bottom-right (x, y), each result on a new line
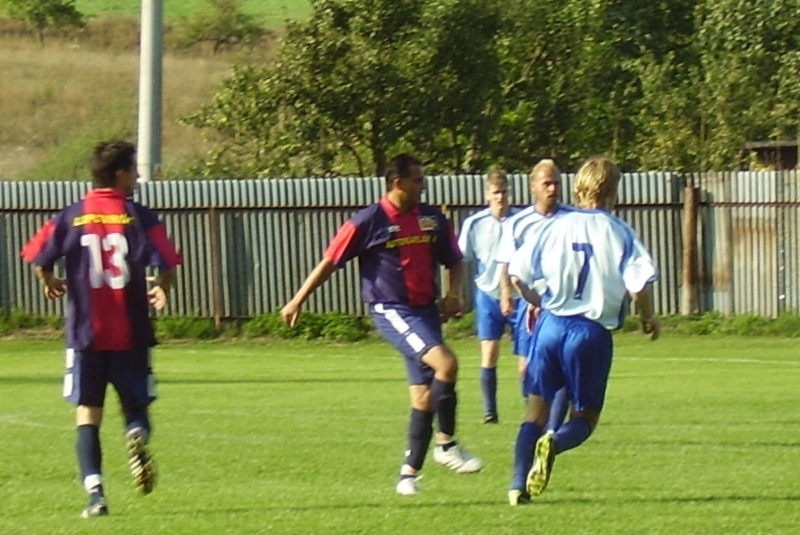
top-left (137, 0), bottom-right (164, 182)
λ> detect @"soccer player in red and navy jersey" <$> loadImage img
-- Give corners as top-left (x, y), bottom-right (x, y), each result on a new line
top-left (21, 140), bottom-right (183, 518)
top-left (281, 154), bottom-right (482, 496)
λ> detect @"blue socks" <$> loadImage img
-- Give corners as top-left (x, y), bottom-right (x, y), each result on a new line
top-left (480, 367), bottom-right (497, 416)
top-left (510, 421), bottom-right (543, 491)
top-left (554, 417), bottom-right (593, 454)
top-left (547, 386), bottom-right (570, 431)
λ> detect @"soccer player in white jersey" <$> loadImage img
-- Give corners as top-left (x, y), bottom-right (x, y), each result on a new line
top-left (497, 159), bottom-right (575, 428)
top-left (505, 156), bottom-right (660, 505)
top-left (458, 171), bottom-right (522, 424)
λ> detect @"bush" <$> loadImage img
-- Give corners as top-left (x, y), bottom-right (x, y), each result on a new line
top-left (243, 311), bottom-right (373, 341)
top-left (443, 311), bottom-right (476, 339)
top-left (242, 312), bottom-right (297, 338)
top-left (675, 312), bottom-right (725, 335)
top-left (763, 312), bottom-right (800, 337)
top-left (3, 309), bottom-right (800, 341)
top-left (155, 316), bottom-right (219, 340)
top-left (319, 313), bottom-right (373, 342)
top-left (0, 309), bottom-right (61, 335)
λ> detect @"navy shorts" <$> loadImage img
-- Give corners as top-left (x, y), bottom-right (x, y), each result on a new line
top-left (370, 303), bottom-right (443, 386)
top-left (474, 289), bottom-right (517, 340)
top-left (63, 348), bottom-right (156, 409)
top-left (523, 311), bottom-right (613, 412)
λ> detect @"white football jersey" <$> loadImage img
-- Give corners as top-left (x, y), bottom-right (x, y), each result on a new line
top-left (508, 209), bottom-right (657, 329)
top-left (458, 207), bottom-right (521, 298)
top-left (495, 204), bottom-right (577, 264)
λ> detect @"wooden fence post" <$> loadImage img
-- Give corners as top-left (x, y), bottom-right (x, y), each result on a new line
top-left (208, 207), bottom-right (223, 329)
top-left (681, 186), bottom-right (699, 315)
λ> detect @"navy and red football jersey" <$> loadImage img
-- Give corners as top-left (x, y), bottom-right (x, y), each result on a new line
top-left (325, 196), bottom-right (462, 307)
top-left (21, 189), bottom-right (183, 351)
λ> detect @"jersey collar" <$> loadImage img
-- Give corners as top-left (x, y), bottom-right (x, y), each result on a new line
top-left (380, 195), bottom-right (419, 217)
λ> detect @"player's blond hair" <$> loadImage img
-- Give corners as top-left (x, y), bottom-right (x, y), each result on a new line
top-left (485, 169), bottom-right (508, 189)
top-left (573, 156), bottom-right (620, 209)
top-left (529, 158), bottom-right (560, 184)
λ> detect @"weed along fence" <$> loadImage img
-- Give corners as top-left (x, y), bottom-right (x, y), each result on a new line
top-left (1, 172), bottom-right (799, 323)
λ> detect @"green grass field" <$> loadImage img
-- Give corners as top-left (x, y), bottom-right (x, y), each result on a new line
top-left (74, 0), bottom-right (311, 25)
top-left (2, 334), bottom-right (799, 534)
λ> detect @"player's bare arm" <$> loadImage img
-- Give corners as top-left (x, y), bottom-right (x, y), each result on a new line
top-left (441, 259), bottom-right (464, 321)
top-left (498, 263), bottom-right (514, 316)
top-left (147, 268), bottom-right (176, 311)
top-left (632, 283), bottom-right (660, 341)
top-left (510, 275), bottom-right (542, 333)
top-left (281, 258), bottom-right (337, 327)
top-left (509, 275), bottom-right (541, 309)
top-left (34, 266), bottom-right (66, 300)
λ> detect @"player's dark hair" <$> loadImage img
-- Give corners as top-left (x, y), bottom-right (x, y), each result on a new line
top-left (385, 153), bottom-right (422, 190)
top-left (91, 140), bottom-right (136, 189)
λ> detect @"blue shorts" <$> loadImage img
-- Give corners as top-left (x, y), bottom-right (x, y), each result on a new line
top-left (523, 311), bottom-right (613, 412)
top-left (512, 300), bottom-right (535, 357)
top-left (63, 348), bottom-right (156, 409)
top-left (370, 303), bottom-right (443, 386)
top-left (474, 290), bottom-right (516, 340)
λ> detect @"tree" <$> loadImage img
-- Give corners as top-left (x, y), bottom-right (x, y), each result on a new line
top-left (409, 0), bottom-right (502, 172)
top-left (5, 0), bottom-right (85, 46)
top-left (179, 0), bottom-right (269, 55)
top-left (184, 0), bottom-right (503, 177)
top-left (695, 0), bottom-right (800, 169)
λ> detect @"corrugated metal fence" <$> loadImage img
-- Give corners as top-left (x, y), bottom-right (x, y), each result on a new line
top-left (1, 171), bottom-right (797, 319)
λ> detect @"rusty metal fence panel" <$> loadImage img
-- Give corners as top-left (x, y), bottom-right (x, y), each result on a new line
top-left (689, 171), bottom-right (791, 316)
top-left (783, 170), bottom-right (800, 313)
top-left (1, 172), bottom-right (796, 319)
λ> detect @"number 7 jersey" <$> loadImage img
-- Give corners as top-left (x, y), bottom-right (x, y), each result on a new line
top-left (508, 208), bottom-right (657, 330)
top-left (21, 189), bottom-right (183, 350)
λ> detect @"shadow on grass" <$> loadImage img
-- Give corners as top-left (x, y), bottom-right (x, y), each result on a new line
top-left (152, 492), bottom-right (800, 516)
top-left (0, 375), bottom-right (404, 386)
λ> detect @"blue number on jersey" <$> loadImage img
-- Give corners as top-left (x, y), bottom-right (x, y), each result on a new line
top-left (572, 242), bottom-right (594, 299)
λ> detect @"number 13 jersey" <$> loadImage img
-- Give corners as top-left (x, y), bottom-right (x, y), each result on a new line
top-left (21, 189), bottom-right (183, 351)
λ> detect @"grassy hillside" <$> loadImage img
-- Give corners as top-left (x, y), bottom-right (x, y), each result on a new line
top-left (75, 0), bottom-right (310, 26)
top-left (0, 1), bottom-right (310, 181)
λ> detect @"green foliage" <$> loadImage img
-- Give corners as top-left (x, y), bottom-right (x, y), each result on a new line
top-left (181, 0), bottom-right (800, 175)
top-left (155, 316), bottom-right (220, 340)
top-left (694, 0), bottom-right (800, 169)
top-left (183, 0), bottom-right (504, 177)
top-left (2, 310), bottom-right (798, 341)
top-left (6, 0), bottom-right (86, 45)
top-left (243, 311), bottom-right (372, 341)
top-left (177, 0), bottom-right (270, 55)
top-left (0, 310), bottom-right (61, 335)
top-left (443, 311), bottom-right (476, 339)
top-left (620, 312), bottom-right (800, 337)
top-left (242, 311), bottom-right (297, 338)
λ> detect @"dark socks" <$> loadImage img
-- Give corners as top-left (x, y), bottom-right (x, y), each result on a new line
top-left (547, 386), bottom-right (570, 431)
top-left (404, 409), bottom-right (434, 471)
top-left (480, 367), bottom-right (497, 416)
top-left (510, 421), bottom-right (543, 490)
top-left (124, 408), bottom-right (151, 438)
top-left (553, 417), bottom-right (593, 454)
top-left (76, 425), bottom-right (102, 490)
top-left (431, 379), bottom-right (457, 438)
